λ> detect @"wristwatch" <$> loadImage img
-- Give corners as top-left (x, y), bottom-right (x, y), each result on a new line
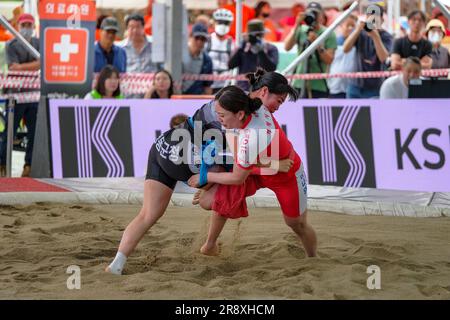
top-left (318, 47), bottom-right (325, 54)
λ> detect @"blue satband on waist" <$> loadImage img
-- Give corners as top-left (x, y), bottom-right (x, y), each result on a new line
top-left (199, 163), bottom-right (208, 187)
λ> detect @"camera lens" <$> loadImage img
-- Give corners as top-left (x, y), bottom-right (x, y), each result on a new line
top-left (249, 35), bottom-right (258, 44)
top-left (364, 22), bottom-right (373, 32)
top-left (304, 9), bottom-right (316, 26)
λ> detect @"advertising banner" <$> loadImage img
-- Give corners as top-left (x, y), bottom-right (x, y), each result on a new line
top-left (48, 99), bottom-right (450, 192)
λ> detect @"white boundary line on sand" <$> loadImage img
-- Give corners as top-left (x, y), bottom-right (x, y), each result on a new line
top-left (0, 191), bottom-right (448, 218)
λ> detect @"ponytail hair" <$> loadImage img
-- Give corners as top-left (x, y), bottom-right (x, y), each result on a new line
top-left (247, 95), bottom-right (262, 113)
top-left (245, 68), bottom-right (299, 101)
top-left (246, 68), bottom-right (266, 88)
top-left (215, 85), bottom-right (262, 115)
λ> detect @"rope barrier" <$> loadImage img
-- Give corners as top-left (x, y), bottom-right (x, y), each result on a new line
top-left (1, 69), bottom-right (449, 99)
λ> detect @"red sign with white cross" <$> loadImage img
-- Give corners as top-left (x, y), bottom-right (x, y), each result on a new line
top-left (44, 27), bottom-right (89, 83)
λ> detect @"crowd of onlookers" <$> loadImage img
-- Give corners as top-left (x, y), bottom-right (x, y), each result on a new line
top-left (1, 1), bottom-right (450, 100)
top-left (1, 1), bottom-right (450, 177)
top-left (86, 1), bottom-right (450, 100)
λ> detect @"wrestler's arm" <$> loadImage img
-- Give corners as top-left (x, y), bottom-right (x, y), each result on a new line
top-left (253, 158), bottom-right (294, 174)
top-left (188, 164), bottom-right (251, 187)
top-left (207, 163), bottom-right (251, 185)
top-left (198, 165), bottom-right (226, 190)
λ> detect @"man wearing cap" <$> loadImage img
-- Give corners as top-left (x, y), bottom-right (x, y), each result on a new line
top-left (343, 4), bottom-right (393, 98)
top-left (0, 13), bottom-right (40, 177)
top-left (182, 23), bottom-right (213, 95)
top-left (5, 13), bottom-right (39, 72)
top-left (284, 2), bottom-right (337, 99)
top-left (228, 19), bottom-right (279, 91)
top-left (426, 19), bottom-right (450, 69)
top-left (94, 16), bottom-right (127, 73)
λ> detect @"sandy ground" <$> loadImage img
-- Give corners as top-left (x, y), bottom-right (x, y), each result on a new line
top-left (0, 203), bottom-right (449, 300)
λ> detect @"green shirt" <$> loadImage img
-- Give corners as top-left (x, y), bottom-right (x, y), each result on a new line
top-left (294, 25), bottom-right (337, 93)
top-left (88, 90), bottom-right (124, 99)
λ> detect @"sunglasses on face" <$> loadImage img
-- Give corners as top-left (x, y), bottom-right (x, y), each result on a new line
top-left (194, 36), bottom-right (207, 42)
top-left (216, 20), bottom-right (231, 26)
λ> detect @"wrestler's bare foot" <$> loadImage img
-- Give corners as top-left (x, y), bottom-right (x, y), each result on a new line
top-left (200, 242), bottom-right (219, 256)
top-left (192, 189), bottom-right (204, 205)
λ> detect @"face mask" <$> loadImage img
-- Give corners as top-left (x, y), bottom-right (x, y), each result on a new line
top-left (262, 13), bottom-right (270, 18)
top-left (215, 24), bottom-right (230, 36)
top-left (428, 32), bottom-right (442, 44)
top-left (19, 28), bottom-right (34, 39)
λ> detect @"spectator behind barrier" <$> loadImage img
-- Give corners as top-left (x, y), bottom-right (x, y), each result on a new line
top-left (228, 19), bottom-right (279, 91)
top-left (144, 69), bottom-right (174, 99)
top-left (284, 1), bottom-right (337, 99)
top-left (431, 6), bottom-right (450, 38)
top-left (391, 10), bottom-right (432, 71)
top-left (327, 15), bottom-right (357, 99)
top-left (170, 113), bottom-right (189, 129)
top-left (206, 8), bottom-right (235, 93)
top-left (379, 56), bottom-right (422, 99)
top-left (94, 17), bottom-right (127, 73)
top-left (254, 1), bottom-right (279, 42)
top-left (343, 4), bottom-right (393, 99)
top-left (85, 65), bottom-right (124, 99)
top-left (122, 13), bottom-right (160, 98)
top-left (425, 19), bottom-right (450, 69)
top-left (123, 13), bottom-right (160, 74)
top-left (0, 13), bottom-right (40, 177)
top-left (182, 23), bottom-right (213, 95)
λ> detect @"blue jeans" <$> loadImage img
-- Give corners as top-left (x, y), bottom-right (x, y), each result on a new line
top-left (0, 102), bottom-right (38, 166)
top-left (346, 84), bottom-right (380, 99)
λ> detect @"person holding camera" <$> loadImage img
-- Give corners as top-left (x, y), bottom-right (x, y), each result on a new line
top-left (228, 19), bottom-right (279, 91)
top-left (284, 2), bottom-right (337, 99)
top-left (342, 4), bottom-right (393, 98)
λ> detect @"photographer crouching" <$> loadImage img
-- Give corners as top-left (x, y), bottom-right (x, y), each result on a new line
top-left (284, 2), bottom-right (337, 99)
